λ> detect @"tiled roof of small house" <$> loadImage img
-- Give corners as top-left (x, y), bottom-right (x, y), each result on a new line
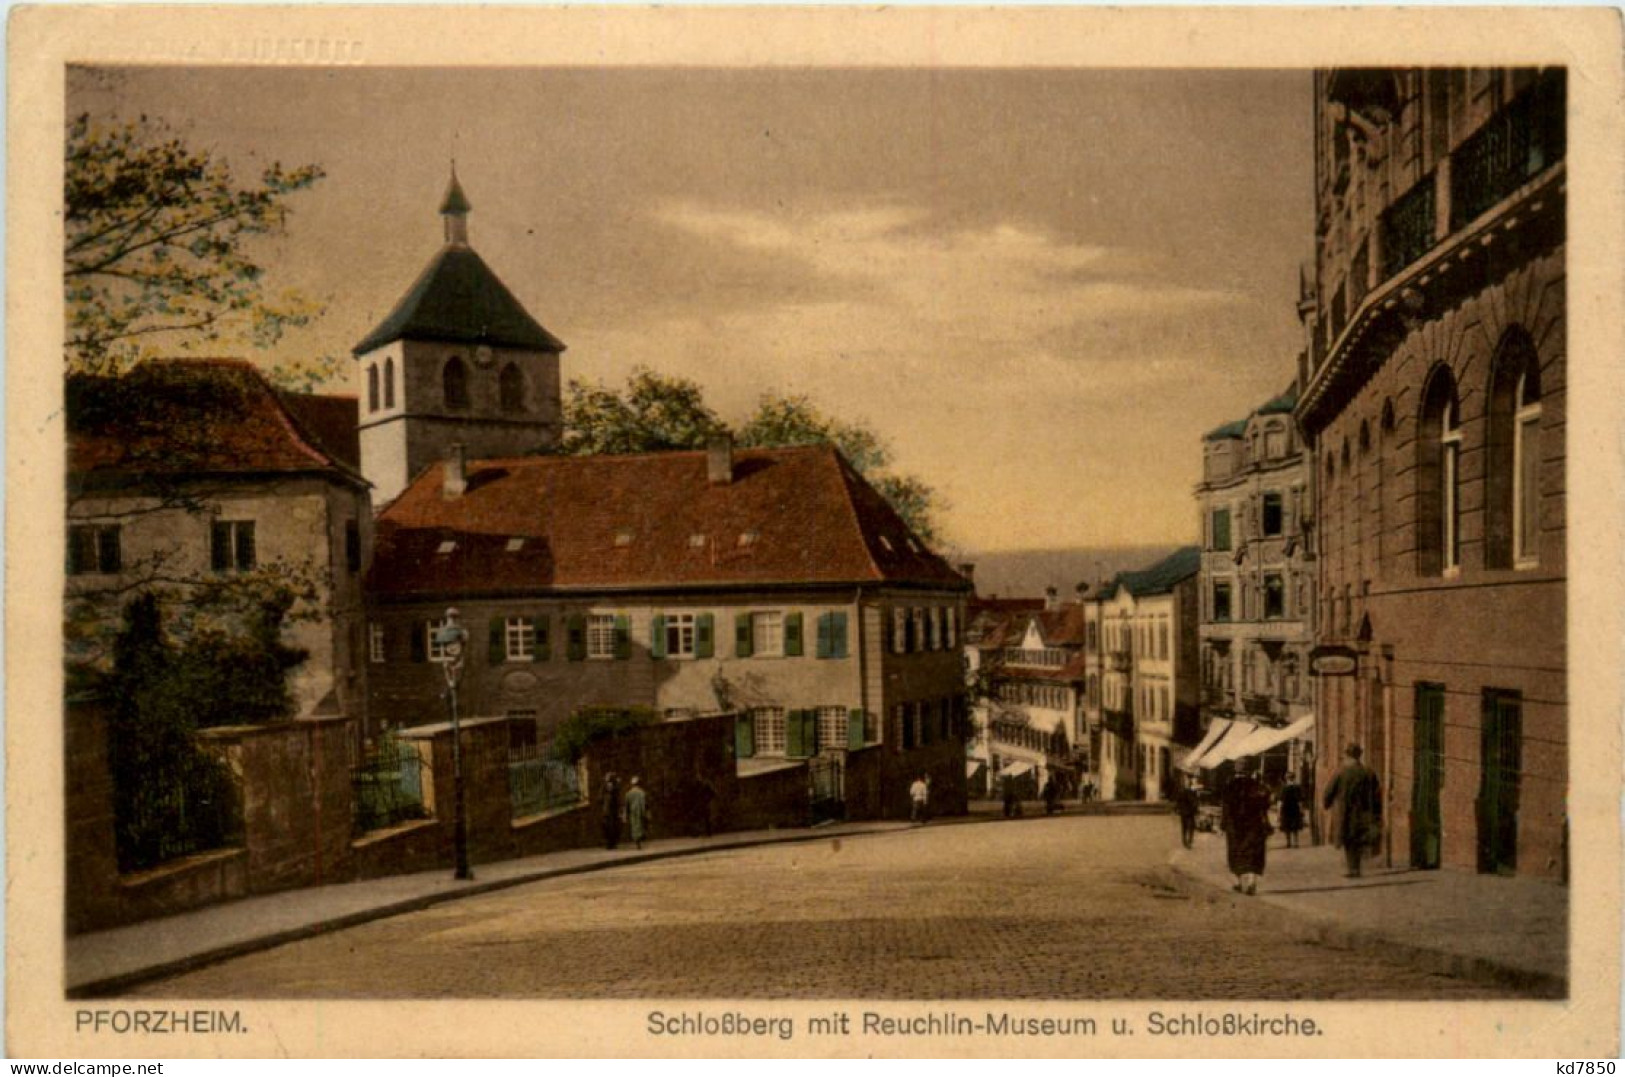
top-left (68, 359), bottom-right (365, 486)
top-left (1034, 602), bottom-right (1090, 646)
top-left (368, 444), bottom-right (970, 596)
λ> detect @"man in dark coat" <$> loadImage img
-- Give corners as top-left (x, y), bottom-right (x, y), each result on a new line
top-left (1173, 779), bottom-right (1200, 848)
top-left (1278, 778), bottom-right (1306, 848)
top-left (601, 773), bottom-right (623, 850)
top-left (1323, 744), bottom-right (1382, 876)
top-left (1221, 759), bottom-right (1272, 895)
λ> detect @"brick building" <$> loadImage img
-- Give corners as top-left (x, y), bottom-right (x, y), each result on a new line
top-left (1295, 67), bottom-right (1566, 878)
top-left (1195, 382), bottom-right (1316, 781)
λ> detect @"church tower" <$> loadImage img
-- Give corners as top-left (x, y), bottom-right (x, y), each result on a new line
top-left (354, 169), bottom-right (565, 507)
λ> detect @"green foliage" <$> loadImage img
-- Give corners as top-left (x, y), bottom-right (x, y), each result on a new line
top-left (549, 705), bottom-right (660, 763)
top-left (560, 371), bottom-right (946, 544)
top-left (559, 367), bottom-right (725, 455)
top-left (64, 112), bottom-right (327, 377)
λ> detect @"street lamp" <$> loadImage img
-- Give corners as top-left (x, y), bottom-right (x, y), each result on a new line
top-left (435, 608), bottom-right (473, 881)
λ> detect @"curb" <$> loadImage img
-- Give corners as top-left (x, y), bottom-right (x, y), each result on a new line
top-left (1154, 860), bottom-right (1567, 998)
top-left (68, 820), bottom-right (920, 999)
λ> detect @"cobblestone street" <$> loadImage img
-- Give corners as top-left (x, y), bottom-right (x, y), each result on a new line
top-left (135, 815), bottom-right (1504, 999)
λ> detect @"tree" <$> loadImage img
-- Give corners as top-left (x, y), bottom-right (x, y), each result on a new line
top-left (562, 371), bottom-right (946, 544)
top-left (64, 112), bottom-right (329, 382)
top-left (559, 367), bottom-right (726, 455)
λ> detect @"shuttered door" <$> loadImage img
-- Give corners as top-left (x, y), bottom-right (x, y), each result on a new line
top-left (1478, 690), bottom-right (1522, 875)
top-left (1410, 683), bottom-right (1445, 869)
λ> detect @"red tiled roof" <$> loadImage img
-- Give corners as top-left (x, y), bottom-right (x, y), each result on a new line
top-left (369, 444), bottom-right (970, 596)
top-left (1034, 603), bottom-right (1090, 646)
top-left (998, 653), bottom-right (1090, 684)
top-left (68, 359), bottom-right (364, 485)
top-left (277, 391), bottom-right (361, 472)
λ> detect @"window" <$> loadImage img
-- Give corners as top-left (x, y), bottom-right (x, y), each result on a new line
top-left (892, 608), bottom-right (907, 654)
top-left (345, 520), bottom-right (362, 572)
top-left (815, 612), bottom-right (849, 659)
top-left (1417, 366), bottom-right (1461, 576)
top-left (1159, 620), bottom-right (1169, 660)
top-left (369, 623), bottom-right (386, 663)
top-left (816, 706), bottom-right (848, 752)
top-left (911, 608), bottom-right (926, 652)
top-left (210, 520), bottom-right (256, 572)
top-left (505, 617), bottom-right (536, 662)
top-left (587, 614), bottom-right (617, 659)
top-left (68, 524), bottom-right (121, 575)
top-left (443, 356), bottom-right (470, 411)
top-left (751, 612), bottom-right (784, 657)
top-left (753, 707), bottom-right (787, 756)
top-left (383, 358), bottom-right (396, 408)
top-left (499, 363), bottom-right (525, 413)
top-left (1213, 582), bottom-right (1232, 622)
top-left (1514, 368), bottom-right (1541, 565)
top-left (1211, 508), bottom-right (1232, 552)
top-left (925, 607), bottom-right (939, 650)
top-left (367, 364), bottom-right (379, 412)
top-left (1262, 492), bottom-right (1284, 537)
top-left (664, 613), bottom-right (697, 658)
top-left (427, 617), bottom-right (454, 663)
top-left (1264, 574), bottom-right (1285, 619)
top-left (1264, 424), bottom-right (1286, 459)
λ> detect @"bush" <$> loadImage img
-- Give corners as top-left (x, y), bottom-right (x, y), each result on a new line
top-left (549, 705), bottom-right (658, 763)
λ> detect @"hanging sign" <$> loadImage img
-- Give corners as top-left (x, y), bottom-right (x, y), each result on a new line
top-left (1309, 645), bottom-right (1358, 676)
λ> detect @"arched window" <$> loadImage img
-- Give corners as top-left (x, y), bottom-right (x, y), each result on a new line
top-left (366, 364), bottom-right (379, 412)
top-left (499, 362), bottom-right (526, 413)
top-left (1264, 422), bottom-right (1285, 459)
top-left (1486, 328), bottom-right (1542, 568)
top-left (443, 356), bottom-right (470, 411)
top-left (384, 358), bottom-right (396, 409)
top-left (1417, 366), bottom-right (1461, 575)
top-left (1358, 420), bottom-right (1371, 456)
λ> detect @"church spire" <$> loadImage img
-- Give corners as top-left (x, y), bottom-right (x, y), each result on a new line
top-left (441, 163), bottom-right (472, 246)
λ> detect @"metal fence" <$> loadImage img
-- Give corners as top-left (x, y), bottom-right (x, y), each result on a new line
top-left (114, 756), bottom-right (243, 874)
top-left (808, 758), bottom-right (844, 824)
top-left (352, 733), bottom-right (428, 835)
top-left (508, 745), bottom-right (584, 818)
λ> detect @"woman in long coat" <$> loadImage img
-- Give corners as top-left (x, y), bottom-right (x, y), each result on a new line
top-left (625, 776), bottom-right (650, 850)
top-left (1221, 760), bottom-right (1273, 895)
top-left (1278, 778), bottom-right (1306, 848)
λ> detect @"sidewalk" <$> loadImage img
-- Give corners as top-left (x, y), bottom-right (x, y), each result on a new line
top-left (67, 817), bottom-right (919, 997)
top-left (1163, 830), bottom-right (1568, 996)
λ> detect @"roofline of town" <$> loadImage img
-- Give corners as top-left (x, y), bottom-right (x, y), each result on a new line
top-left (367, 577), bottom-right (974, 605)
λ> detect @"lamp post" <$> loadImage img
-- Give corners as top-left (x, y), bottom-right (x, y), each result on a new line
top-left (435, 608), bottom-right (473, 881)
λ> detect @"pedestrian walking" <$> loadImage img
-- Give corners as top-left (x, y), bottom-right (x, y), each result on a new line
top-left (909, 774), bottom-right (930, 825)
top-left (625, 776), bottom-right (650, 850)
top-left (601, 772), bottom-right (623, 850)
top-left (1278, 776), bottom-right (1306, 848)
top-left (1323, 744), bottom-right (1382, 877)
top-left (1001, 774), bottom-right (1023, 818)
top-left (1173, 779), bottom-right (1200, 849)
top-left (1041, 774), bottom-right (1061, 815)
top-left (1221, 758), bottom-right (1273, 895)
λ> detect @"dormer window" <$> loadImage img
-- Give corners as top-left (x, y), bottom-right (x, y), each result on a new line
top-left (688, 533), bottom-right (706, 549)
top-left (436, 540), bottom-right (457, 555)
top-left (737, 530), bottom-right (759, 548)
top-left (614, 530), bottom-right (634, 548)
top-left (506, 537), bottom-right (526, 552)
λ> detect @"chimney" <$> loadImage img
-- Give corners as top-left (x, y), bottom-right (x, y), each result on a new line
top-left (707, 435), bottom-right (734, 485)
top-left (1044, 586), bottom-right (1060, 611)
top-left (957, 562), bottom-right (977, 589)
top-left (443, 443), bottom-right (467, 499)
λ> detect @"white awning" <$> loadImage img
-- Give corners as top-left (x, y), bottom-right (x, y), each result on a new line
top-left (1195, 721), bottom-right (1260, 769)
top-left (1179, 717), bottom-right (1234, 772)
top-left (1000, 761), bottom-right (1034, 778)
top-left (1228, 713), bottom-right (1316, 758)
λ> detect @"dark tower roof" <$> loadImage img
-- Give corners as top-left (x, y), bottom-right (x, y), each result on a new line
top-left (354, 173), bottom-right (565, 356)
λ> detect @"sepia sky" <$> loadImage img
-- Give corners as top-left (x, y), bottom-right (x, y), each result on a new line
top-left (69, 66), bottom-right (1314, 554)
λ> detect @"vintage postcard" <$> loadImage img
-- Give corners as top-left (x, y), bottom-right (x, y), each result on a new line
top-left (8, 4), bottom-right (1623, 1060)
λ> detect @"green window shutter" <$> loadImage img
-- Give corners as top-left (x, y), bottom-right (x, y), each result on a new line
top-left (815, 613), bottom-right (831, 660)
top-left (567, 613), bottom-right (586, 661)
top-left (532, 616), bottom-right (549, 661)
top-left (848, 708), bottom-right (866, 750)
top-left (410, 621), bottom-right (427, 663)
top-left (614, 614), bottom-right (632, 660)
top-left (831, 612), bottom-right (849, 659)
top-left (806, 709), bottom-right (821, 754)
top-left (489, 618), bottom-right (507, 664)
top-left (736, 613), bottom-right (753, 658)
top-left (735, 713), bottom-right (756, 758)
top-left (650, 615), bottom-right (667, 660)
top-left (785, 612), bottom-right (804, 657)
top-left (786, 709), bottom-right (808, 758)
top-left (695, 613), bottom-right (715, 658)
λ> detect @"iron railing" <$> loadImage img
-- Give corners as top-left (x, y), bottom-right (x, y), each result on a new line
top-left (508, 745), bottom-right (584, 818)
top-left (1450, 72), bottom-right (1566, 231)
top-left (1381, 174), bottom-right (1437, 279)
top-left (352, 733), bottom-right (428, 835)
top-left (115, 756), bottom-right (242, 874)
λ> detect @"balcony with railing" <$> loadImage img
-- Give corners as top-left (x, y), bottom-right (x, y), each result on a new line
top-left (1380, 175), bottom-right (1436, 279)
top-left (1451, 72), bottom-right (1566, 230)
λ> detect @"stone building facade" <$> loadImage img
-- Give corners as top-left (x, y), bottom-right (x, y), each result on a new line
top-left (1296, 67), bottom-right (1566, 878)
top-left (1196, 383), bottom-right (1316, 780)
